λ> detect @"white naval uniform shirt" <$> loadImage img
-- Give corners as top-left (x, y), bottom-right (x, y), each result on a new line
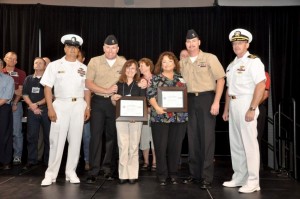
top-left (40, 56), bottom-right (87, 97)
top-left (226, 51), bottom-right (265, 96)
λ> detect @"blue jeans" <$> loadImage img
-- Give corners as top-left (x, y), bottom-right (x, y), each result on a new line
top-left (82, 121), bottom-right (90, 163)
top-left (26, 107), bottom-right (50, 164)
top-left (13, 102), bottom-right (23, 158)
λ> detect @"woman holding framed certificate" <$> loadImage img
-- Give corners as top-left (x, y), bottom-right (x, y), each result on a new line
top-left (111, 59), bottom-right (146, 184)
top-left (147, 51), bottom-right (188, 186)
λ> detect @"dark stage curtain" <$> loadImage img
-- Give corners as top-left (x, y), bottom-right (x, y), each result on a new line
top-left (1, 4), bottom-right (299, 112)
top-left (0, 4), bottom-right (39, 74)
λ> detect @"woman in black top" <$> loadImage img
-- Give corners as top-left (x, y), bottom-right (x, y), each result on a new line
top-left (111, 59), bottom-right (146, 184)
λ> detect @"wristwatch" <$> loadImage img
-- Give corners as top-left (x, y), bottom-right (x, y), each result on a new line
top-left (249, 107), bottom-right (256, 111)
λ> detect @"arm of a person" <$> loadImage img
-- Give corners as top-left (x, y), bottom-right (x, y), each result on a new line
top-left (259, 90), bottom-right (269, 104)
top-left (211, 77), bottom-right (225, 115)
top-left (23, 95), bottom-right (38, 111)
top-left (110, 94), bottom-right (122, 106)
top-left (44, 86), bottom-right (56, 122)
top-left (0, 99), bottom-right (8, 106)
top-left (245, 80), bottom-right (266, 121)
top-left (85, 79), bottom-right (117, 95)
top-left (12, 94), bottom-right (22, 112)
top-left (149, 97), bottom-right (166, 114)
top-left (137, 79), bottom-right (147, 89)
top-left (84, 89), bottom-right (91, 121)
top-left (222, 89), bottom-right (230, 121)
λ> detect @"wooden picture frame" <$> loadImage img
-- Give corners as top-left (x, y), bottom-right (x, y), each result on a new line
top-left (116, 96), bottom-right (148, 121)
top-left (157, 86), bottom-right (187, 112)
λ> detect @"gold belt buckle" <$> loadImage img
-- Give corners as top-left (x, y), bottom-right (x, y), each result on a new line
top-left (72, 98), bottom-right (77, 102)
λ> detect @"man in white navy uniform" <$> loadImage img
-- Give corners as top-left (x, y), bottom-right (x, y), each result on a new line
top-left (222, 29), bottom-right (266, 193)
top-left (40, 34), bottom-right (91, 186)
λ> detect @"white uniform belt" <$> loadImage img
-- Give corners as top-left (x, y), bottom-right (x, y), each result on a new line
top-left (55, 97), bottom-right (84, 102)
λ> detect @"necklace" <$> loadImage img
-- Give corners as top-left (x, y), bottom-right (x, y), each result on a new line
top-left (122, 81), bottom-right (135, 96)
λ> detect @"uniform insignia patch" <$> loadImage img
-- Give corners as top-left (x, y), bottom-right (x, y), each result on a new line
top-left (237, 65), bottom-right (245, 73)
top-left (77, 68), bottom-right (85, 77)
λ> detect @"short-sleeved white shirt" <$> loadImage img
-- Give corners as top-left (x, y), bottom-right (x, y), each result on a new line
top-left (226, 51), bottom-right (265, 96)
top-left (40, 56), bottom-right (87, 98)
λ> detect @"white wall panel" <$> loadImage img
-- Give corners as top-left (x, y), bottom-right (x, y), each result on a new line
top-left (0, 0), bottom-right (214, 7)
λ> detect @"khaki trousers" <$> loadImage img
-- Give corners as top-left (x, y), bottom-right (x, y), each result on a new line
top-left (116, 121), bottom-right (142, 180)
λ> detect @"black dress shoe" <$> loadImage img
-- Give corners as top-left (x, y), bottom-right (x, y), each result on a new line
top-left (22, 163), bottom-right (36, 170)
top-left (170, 178), bottom-right (178, 185)
top-left (183, 177), bottom-right (201, 184)
top-left (119, 179), bottom-right (127, 184)
top-left (159, 180), bottom-right (167, 186)
top-left (200, 180), bottom-right (212, 189)
top-left (0, 164), bottom-right (11, 170)
top-left (104, 173), bottom-right (115, 181)
top-left (86, 175), bottom-right (96, 184)
top-left (128, 179), bottom-right (136, 184)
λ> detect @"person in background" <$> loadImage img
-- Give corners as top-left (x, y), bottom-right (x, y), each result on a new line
top-left (0, 58), bottom-right (15, 170)
top-left (77, 49), bottom-right (91, 171)
top-left (138, 58), bottom-right (156, 171)
top-left (222, 28), bottom-right (265, 193)
top-left (43, 57), bottom-right (51, 67)
top-left (179, 49), bottom-right (189, 61)
top-left (180, 29), bottom-right (225, 189)
top-left (257, 71), bottom-right (271, 169)
top-left (2, 52), bottom-right (27, 166)
top-left (40, 34), bottom-right (91, 186)
top-left (85, 35), bottom-right (126, 183)
top-left (37, 57), bottom-right (51, 164)
top-left (111, 59), bottom-right (146, 184)
top-left (22, 57), bottom-right (50, 169)
top-left (178, 49), bottom-right (189, 168)
top-left (147, 51), bottom-right (188, 186)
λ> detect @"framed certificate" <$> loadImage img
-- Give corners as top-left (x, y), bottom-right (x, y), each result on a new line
top-left (116, 96), bottom-right (148, 121)
top-left (157, 86), bottom-right (187, 112)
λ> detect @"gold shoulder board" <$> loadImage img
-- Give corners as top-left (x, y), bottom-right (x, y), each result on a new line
top-left (248, 54), bottom-right (258, 59)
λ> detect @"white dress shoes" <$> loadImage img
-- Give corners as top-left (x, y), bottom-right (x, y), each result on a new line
top-left (41, 178), bottom-right (56, 186)
top-left (238, 184), bottom-right (261, 193)
top-left (66, 175), bottom-right (80, 184)
top-left (223, 180), bottom-right (245, 188)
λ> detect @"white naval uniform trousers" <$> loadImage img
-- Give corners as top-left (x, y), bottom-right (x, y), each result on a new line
top-left (45, 98), bottom-right (86, 180)
top-left (116, 121), bottom-right (142, 180)
top-left (229, 95), bottom-right (260, 186)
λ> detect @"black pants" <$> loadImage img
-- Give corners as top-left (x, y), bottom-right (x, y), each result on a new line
top-left (151, 122), bottom-right (187, 181)
top-left (187, 91), bottom-right (216, 182)
top-left (89, 95), bottom-right (118, 176)
top-left (26, 106), bottom-right (50, 165)
top-left (0, 104), bottom-right (13, 165)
